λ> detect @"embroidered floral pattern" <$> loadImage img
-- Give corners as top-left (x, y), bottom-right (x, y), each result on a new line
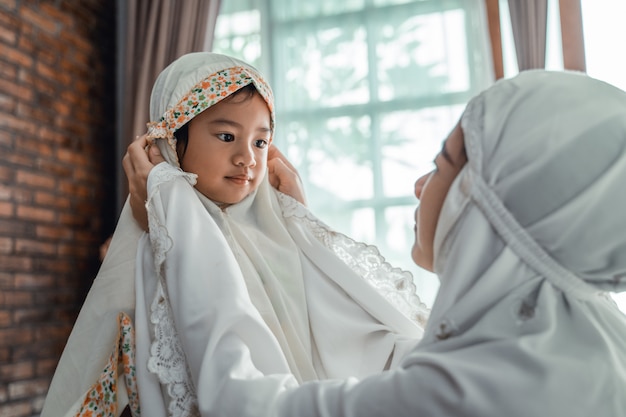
top-left (146, 66), bottom-right (275, 166)
top-left (75, 312), bottom-right (140, 417)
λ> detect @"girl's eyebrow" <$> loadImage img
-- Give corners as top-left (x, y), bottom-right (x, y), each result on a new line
top-left (209, 118), bottom-right (272, 133)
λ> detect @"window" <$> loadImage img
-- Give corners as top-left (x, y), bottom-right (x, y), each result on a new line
top-left (213, 0), bottom-right (494, 306)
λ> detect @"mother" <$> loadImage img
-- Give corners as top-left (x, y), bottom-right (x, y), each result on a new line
top-left (125, 70), bottom-right (626, 416)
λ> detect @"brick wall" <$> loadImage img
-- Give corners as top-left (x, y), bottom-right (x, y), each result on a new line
top-left (0, 0), bottom-right (116, 416)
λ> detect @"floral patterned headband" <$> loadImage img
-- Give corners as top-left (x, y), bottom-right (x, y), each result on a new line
top-left (146, 65), bottom-right (275, 165)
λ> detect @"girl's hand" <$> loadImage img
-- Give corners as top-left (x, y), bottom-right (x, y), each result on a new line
top-left (122, 134), bottom-right (165, 230)
top-left (267, 145), bottom-right (307, 206)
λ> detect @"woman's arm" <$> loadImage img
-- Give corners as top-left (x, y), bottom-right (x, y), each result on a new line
top-left (122, 134), bottom-right (165, 231)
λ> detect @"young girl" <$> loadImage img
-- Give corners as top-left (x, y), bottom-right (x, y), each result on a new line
top-left (41, 52), bottom-right (428, 417)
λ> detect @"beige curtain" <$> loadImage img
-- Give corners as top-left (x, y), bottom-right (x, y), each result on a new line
top-left (507, 0), bottom-right (548, 70)
top-left (116, 0), bottom-right (221, 210)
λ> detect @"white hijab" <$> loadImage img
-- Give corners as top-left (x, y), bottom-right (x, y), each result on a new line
top-left (169, 70), bottom-right (626, 417)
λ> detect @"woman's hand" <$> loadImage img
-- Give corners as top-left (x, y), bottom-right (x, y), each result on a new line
top-left (267, 145), bottom-right (307, 206)
top-left (122, 134), bottom-right (165, 231)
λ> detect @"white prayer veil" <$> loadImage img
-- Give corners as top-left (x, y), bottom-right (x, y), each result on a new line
top-left (189, 70), bottom-right (626, 417)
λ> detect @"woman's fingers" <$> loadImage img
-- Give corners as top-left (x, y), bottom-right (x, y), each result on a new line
top-left (123, 134), bottom-right (153, 231)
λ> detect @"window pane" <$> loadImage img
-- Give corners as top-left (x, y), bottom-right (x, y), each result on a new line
top-left (271, 0), bottom-right (365, 20)
top-left (281, 115), bottom-right (374, 202)
top-left (380, 105), bottom-right (464, 197)
top-left (274, 18), bottom-right (370, 109)
top-left (375, 7), bottom-right (471, 101)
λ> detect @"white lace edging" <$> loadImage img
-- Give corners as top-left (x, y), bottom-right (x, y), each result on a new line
top-left (278, 193), bottom-right (430, 326)
top-left (145, 163), bottom-right (200, 417)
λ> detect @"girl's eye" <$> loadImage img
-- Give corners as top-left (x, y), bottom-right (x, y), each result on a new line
top-left (217, 133), bottom-right (235, 142)
top-left (254, 139), bottom-right (269, 149)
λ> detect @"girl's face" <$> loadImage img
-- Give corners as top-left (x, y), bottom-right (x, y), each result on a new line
top-left (178, 91), bottom-right (272, 207)
top-left (412, 122), bottom-right (467, 271)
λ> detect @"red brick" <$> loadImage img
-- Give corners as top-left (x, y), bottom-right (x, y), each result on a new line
top-left (0, 93), bottom-right (16, 112)
top-left (0, 327), bottom-right (33, 347)
top-left (0, 0), bottom-right (17, 10)
top-left (2, 153), bottom-right (33, 167)
top-left (36, 358), bottom-right (57, 376)
top-left (14, 137), bottom-right (54, 157)
top-left (59, 27), bottom-right (91, 53)
top-left (58, 181), bottom-right (91, 198)
top-left (33, 258), bottom-right (72, 274)
top-left (58, 212), bottom-right (87, 227)
top-left (0, 254), bottom-right (32, 272)
top-left (13, 308), bottom-right (52, 324)
top-left (58, 243), bottom-right (90, 257)
top-left (14, 273), bottom-right (54, 288)
top-left (0, 310), bottom-right (11, 326)
top-left (0, 401), bottom-right (31, 417)
top-left (35, 225), bottom-right (73, 240)
top-left (15, 239), bottom-right (56, 255)
top-left (16, 102), bottom-right (55, 124)
top-left (0, 219), bottom-right (30, 235)
top-left (19, 5), bottom-right (59, 34)
top-left (50, 98), bottom-right (72, 117)
top-left (8, 378), bottom-right (49, 399)
top-left (36, 160), bottom-right (73, 178)
top-left (0, 184), bottom-right (11, 200)
top-left (0, 290), bottom-right (33, 306)
top-left (18, 70), bottom-right (57, 97)
top-left (0, 165), bottom-right (12, 181)
top-left (0, 43), bottom-right (33, 68)
top-left (36, 61), bottom-right (72, 85)
top-left (0, 129), bottom-right (13, 146)
top-left (40, 3), bottom-right (74, 28)
top-left (56, 148), bottom-right (87, 165)
top-left (0, 7), bottom-right (19, 29)
top-left (0, 272), bottom-right (14, 287)
top-left (0, 236), bottom-right (13, 253)
top-left (9, 188), bottom-right (32, 204)
top-left (0, 60), bottom-right (17, 79)
top-left (17, 31), bottom-right (36, 55)
top-left (16, 205), bottom-right (55, 222)
top-left (0, 113), bottom-right (37, 135)
top-left (74, 79), bottom-right (90, 95)
top-left (0, 361), bottom-right (34, 381)
top-left (15, 170), bottom-right (56, 189)
top-left (0, 23), bottom-right (17, 43)
top-left (0, 78), bottom-right (34, 101)
top-left (34, 324), bottom-right (72, 342)
top-left (37, 126), bottom-right (69, 145)
top-left (0, 201), bottom-right (14, 217)
top-left (34, 290), bottom-right (75, 305)
top-left (34, 191), bottom-right (71, 208)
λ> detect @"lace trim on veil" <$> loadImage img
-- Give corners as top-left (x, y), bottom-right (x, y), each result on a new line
top-left (145, 164), bottom-right (200, 417)
top-left (278, 193), bottom-right (430, 326)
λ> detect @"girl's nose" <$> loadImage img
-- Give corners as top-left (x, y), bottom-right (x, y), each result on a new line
top-left (234, 143), bottom-right (256, 167)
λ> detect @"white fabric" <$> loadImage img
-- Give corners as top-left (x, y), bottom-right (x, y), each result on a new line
top-left (169, 70), bottom-right (626, 417)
